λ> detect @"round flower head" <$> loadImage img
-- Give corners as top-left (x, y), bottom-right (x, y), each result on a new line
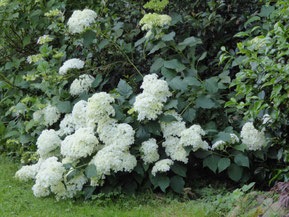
top-left (72, 100), bottom-right (88, 129)
top-left (160, 110), bottom-right (186, 138)
top-left (67, 9), bottom-right (97, 34)
top-left (58, 114), bottom-right (76, 137)
top-left (162, 136), bottom-right (188, 163)
top-left (180, 125), bottom-right (207, 151)
top-left (61, 127), bottom-right (99, 160)
top-left (15, 159), bottom-right (43, 182)
top-left (151, 159), bottom-right (174, 176)
top-left (140, 138), bottom-right (159, 164)
top-left (87, 92), bottom-right (115, 124)
top-left (43, 105), bottom-right (60, 126)
top-left (212, 140), bottom-right (226, 151)
top-left (240, 122), bottom-right (267, 151)
top-left (139, 13), bottom-right (171, 31)
top-left (69, 74), bottom-right (95, 96)
top-left (59, 58), bottom-right (85, 75)
top-left (36, 129), bottom-right (61, 159)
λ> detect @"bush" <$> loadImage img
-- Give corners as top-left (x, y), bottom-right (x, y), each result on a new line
top-left (3, 0), bottom-right (286, 200)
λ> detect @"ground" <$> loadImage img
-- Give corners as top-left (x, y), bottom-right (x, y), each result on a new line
top-left (0, 157), bottom-right (287, 217)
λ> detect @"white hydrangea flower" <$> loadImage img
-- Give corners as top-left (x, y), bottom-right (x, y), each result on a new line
top-left (139, 13), bottom-right (171, 31)
top-left (151, 159), bottom-right (174, 176)
top-left (212, 140), bottom-right (226, 151)
top-left (134, 74), bottom-right (171, 121)
top-left (160, 110), bottom-right (186, 138)
top-left (230, 133), bottom-right (240, 144)
top-left (72, 100), bottom-right (88, 129)
top-left (162, 136), bottom-right (188, 163)
top-left (140, 138), bottom-right (159, 164)
top-left (36, 129), bottom-right (61, 159)
top-left (37, 35), bottom-right (53, 44)
top-left (87, 92), bottom-right (115, 124)
top-left (58, 114), bottom-right (76, 137)
top-left (90, 146), bottom-right (137, 186)
top-left (43, 105), bottom-right (60, 126)
top-left (240, 122), bottom-right (267, 151)
top-left (179, 125), bottom-right (207, 151)
top-left (69, 74), bottom-right (95, 96)
top-left (52, 173), bottom-right (87, 200)
top-left (33, 157), bottom-right (65, 197)
top-left (61, 127), bottom-right (99, 160)
top-left (59, 58), bottom-right (85, 75)
top-left (67, 9), bottom-right (97, 34)
top-left (26, 54), bottom-right (43, 64)
top-left (134, 93), bottom-right (164, 121)
top-left (33, 110), bottom-right (43, 122)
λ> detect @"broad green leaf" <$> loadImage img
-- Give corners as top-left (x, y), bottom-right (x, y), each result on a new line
top-left (178, 36), bottom-right (202, 47)
top-left (82, 30), bottom-right (96, 47)
top-left (164, 59), bottom-right (186, 72)
top-left (164, 99), bottom-right (178, 110)
top-left (57, 101), bottom-right (71, 113)
top-left (228, 163), bottom-right (243, 182)
top-left (259, 5), bottom-right (275, 17)
top-left (91, 74), bottom-right (103, 88)
top-left (169, 77), bottom-right (188, 91)
top-left (170, 176), bottom-right (185, 194)
top-left (150, 58), bottom-right (164, 72)
top-left (195, 96), bottom-right (215, 109)
top-left (117, 79), bottom-right (133, 99)
top-left (84, 186), bottom-right (96, 200)
top-left (234, 144), bottom-right (247, 152)
top-left (162, 32), bottom-right (176, 41)
top-left (183, 77), bottom-right (201, 86)
top-left (149, 42), bottom-right (166, 55)
top-left (218, 158), bottom-right (231, 173)
top-left (98, 39), bottom-right (109, 50)
top-left (234, 154), bottom-right (250, 168)
top-left (23, 36), bottom-right (30, 47)
top-left (85, 164), bottom-right (97, 178)
top-left (161, 67), bottom-right (176, 81)
top-left (67, 169), bottom-right (80, 182)
top-left (216, 132), bottom-right (231, 143)
top-left (136, 126), bottom-right (150, 141)
top-left (183, 108), bottom-right (196, 123)
top-left (198, 51), bottom-right (207, 61)
top-left (37, 61), bottom-right (49, 73)
top-left (203, 155), bottom-right (220, 173)
top-left (204, 77), bottom-right (219, 93)
top-left (171, 162), bottom-right (187, 177)
top-left (159, 114), bottom-right (177, 123)
top-left (156, 175), bottom-right (170, 192)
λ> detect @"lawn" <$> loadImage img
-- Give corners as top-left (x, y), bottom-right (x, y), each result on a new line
top-left (0, 157), bottom-right (209, 217)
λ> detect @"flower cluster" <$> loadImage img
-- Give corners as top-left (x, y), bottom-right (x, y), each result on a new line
top-left (37, 35), bottom-right (53, 44)
top-left (67, 9), bottom-right (97, 34)
top-left (211, 133), bottom-right (240, 151)
top-left (241, 122), bottom-right (267, 151)
top-left (36, 129), bottom-right (61, 159)
top-left (69, 74), bottom-right (95, 96)
top-left (134, 74), bottom-right (171, 121)
top-left (59, 58), bottom-right (85, 75)
top-left (33, 105), bottom-right (60, 127)
top-left (152, 159), bottom-right (174, 176)
top-left (139, 13), bottom-right (171, 30)
top-left (27, 54), bottom-right (43, 64)
top-left (140, 138), bottom-right (159, 164)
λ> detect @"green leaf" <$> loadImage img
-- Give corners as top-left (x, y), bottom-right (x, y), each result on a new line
top-left (159, 114), bottom-right (177, 123)
top-left (85, 164), bottom-right (97, 178)
top-left (178, 36), bottom-right (202, 48)
top-left (145, 121), bottom-right (161, 136)
top-left (136, 126), bottom-right (150, 141)
top-left (228, 163), bottom-right (243, 182)
top-left (259, 5), bottom-right (275, 17)
top-left (164, 99), bottom-right (178, 110)
top-left (244, 16), bottom-right (260, 28)
top-left (37, 61), bottom-right (49, 73)
top-left (234, 144), bottom-right (246, 152)
top-left (203, 155), bottom-right (220, 173)
top-left (164, 59), bottom-right (186, 72)
top-left (162, 32), bottom-right (176, 41)
top-left (204, 77), bottom-right (219, 93)
top-left (195, 96), bottom-right (215, 109)
top-left (23, 36), bottom-right (30, 47)
top-left (218, 158), bottom-right (231, 173)
top-left (84, 186), bottom-right (96, 200)
top-left (149, 41), bottom-right (166, 55)
top-left (169, 77), bottom-right (188, 91)
top-left (57, 101), bottom-right (71, 113)
top-left (161, 67), bottom-right (177, 81)
top-left (182, 108), bottom-right (196, 123)
top-left (183, 77), bottom-right (201, 86)
top-left (150, 58), bottom-right (164, 72)
top-left (171, 162), bottom-right (187, 177)
top-left (234, 154), bottom-right (250, 168)
top-left (66, 169), bottom-right (80, 182)
top-left (117, 79), bottom-right (133, 99)
top-left (170, 176), bottom-right (185, 194)
top-left (98, 39), bottom-right (109, 50)
top-left (91, 74), bottom-right (103, 88)
top-left (234, 32), bottom-right (249, 38)
top-left (198, 51), bottom-right (207, 61)
top-left (216, 132), bottom-right (231, 143)
top-left (82, 30), bottom-right (96, 47)
top-left (156, 175), bottom-right (170, 192)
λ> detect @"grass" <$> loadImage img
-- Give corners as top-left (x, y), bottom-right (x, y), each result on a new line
top-left (1, 157), bottom-right (281, 217)
top-left (0, 157), bottom-right (210, 217)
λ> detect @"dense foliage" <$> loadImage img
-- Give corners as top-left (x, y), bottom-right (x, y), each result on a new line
top-left (1, 0), bottom-right (288, 200)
